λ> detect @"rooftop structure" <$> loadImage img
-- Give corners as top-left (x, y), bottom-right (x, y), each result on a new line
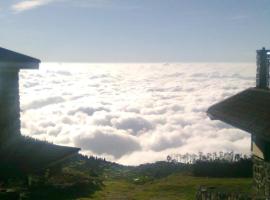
top-left (0, 47), bottom-right (40, 142)
top-left (0, 137), bottom-right (80, 173)
top-left (0, 47), bottom-right (40, 69)
top-left (0, 47), bottom-right (80, 174)
top-left (207, 88), bottom-right (270, 141)
top-left (207, 47), bottom-right (270, 198)
top-left (256, 47), bottom-right (270, 89)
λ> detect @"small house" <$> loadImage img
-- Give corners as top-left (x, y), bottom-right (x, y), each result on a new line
top-left (0, 47), bottom-right (80, 176)
top-left (207, 47), bottom-right (270, 198)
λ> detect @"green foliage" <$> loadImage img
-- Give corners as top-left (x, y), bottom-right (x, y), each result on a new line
top-left (109, 161), bottom-right (192, 184)
top-left (130, 161), bottom-right (192, 179)
top-left (132, 176), bottom-right (153, 185)
top-left (0, 144), bottom-right (254, 200)
top-left (0, 153), bottom-right (112, 199)
top-left (87, 174), bottom-right (252, 200)
top-left (24, 154), bottom-right (109, 199)
top-left (193, 158), bottom-right (252, 178)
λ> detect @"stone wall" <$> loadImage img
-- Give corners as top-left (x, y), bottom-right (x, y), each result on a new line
top-left (0, 69), bottom-right (20, 144)
top-left (253, 156), bottom-right (270, 198)
top-left (196, 186), bottom-right (251, 200)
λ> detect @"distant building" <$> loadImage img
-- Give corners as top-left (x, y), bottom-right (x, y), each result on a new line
top-left (0, 47), bottom-right (80, 175)
top-left (207, 47), bottom-right (270, 198)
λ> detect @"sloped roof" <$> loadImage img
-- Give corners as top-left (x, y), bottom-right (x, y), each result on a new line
top-left (0, 47), bottom-right (40, 69)
top-left (0, 137), bottom-right (80, 173)
top-left (207, 87), bottom-right (270, 140)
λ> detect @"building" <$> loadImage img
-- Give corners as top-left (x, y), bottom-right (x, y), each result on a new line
top-left (0, 47), bottom-right (80, 175)
top-left (0, 47), bottom-right (40, 142)
top-left (207, 47), bottom-right (270, 198)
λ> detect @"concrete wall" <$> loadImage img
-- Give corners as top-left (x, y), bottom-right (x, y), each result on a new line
top-left (0, 69), bottom-right (20, 143)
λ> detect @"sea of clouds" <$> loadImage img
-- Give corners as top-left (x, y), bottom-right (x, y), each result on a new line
top-left (19, 63), bottom-right (255, 165)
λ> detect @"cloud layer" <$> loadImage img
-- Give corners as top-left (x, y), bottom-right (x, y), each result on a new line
top-left (19, 63), bottom-right (255, 165)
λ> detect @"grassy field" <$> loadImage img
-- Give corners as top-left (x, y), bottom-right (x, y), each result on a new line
top-left (79, 173), bottom-right (252, 200)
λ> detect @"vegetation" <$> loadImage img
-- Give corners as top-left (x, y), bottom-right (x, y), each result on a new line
top-left (193, 159), bottom-right (252, 178)
top-left (119, 161), bottom-right (192, 184)
top-left (24, 154), bottom-right (107, 199)
top-left (167, 151), bottom-right (251, 164)
top-left (83, 156), bottom-right (252, 200)
top-left (167, 152), bottom-right (252, 178)
top-left (0, 153), bottom-right (113, 199)
top-left (0, 149), bottom-right (253, 199)
top-left (85, 173), bottom-right (252, 200)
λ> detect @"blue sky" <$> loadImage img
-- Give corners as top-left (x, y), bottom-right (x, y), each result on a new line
top-left (0, 0), bottom-right (270, 62)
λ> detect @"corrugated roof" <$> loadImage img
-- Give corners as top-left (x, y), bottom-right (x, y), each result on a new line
top-left (0, 47), bottom-right (40, 69)
top-left (207, 87), bottom-right (270, 139)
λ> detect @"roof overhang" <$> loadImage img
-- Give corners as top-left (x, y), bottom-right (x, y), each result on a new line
top-left (0, 61), bottom-right (40, 70)
top-left (207, 87), bottom-right (270, 140)
top-left (0, 47), bottom-right (40, 70)
top-left (0, 137), bottom-right (80, 173)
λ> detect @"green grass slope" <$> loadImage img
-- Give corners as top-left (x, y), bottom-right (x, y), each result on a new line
top-left (79, 173), bottom-right (252, 200)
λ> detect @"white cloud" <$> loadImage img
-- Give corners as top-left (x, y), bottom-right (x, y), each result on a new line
top-left (12, 0), bottom-right (54, 12)
top-left (19, 63), bottom-right (255, 165)
top-left (22, 96), bottom-right (65, 110)
top-left (11, 0), bottom-right (128, 13)
top-left (68, 106), bottom-right (110, 116)
top-left (73, 127), bottom-right (141, 159)
top-left (112, 116), bottom-right (153, 135)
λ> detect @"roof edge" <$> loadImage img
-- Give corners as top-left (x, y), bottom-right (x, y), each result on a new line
top-left (206, 87), bottom-right (255, 118)
top-left (0, 47), bottom-right (40, 69)
top-left (0, 61), bottom-right (40, 70)
top-left (0, 47), bottom-right (41, 63)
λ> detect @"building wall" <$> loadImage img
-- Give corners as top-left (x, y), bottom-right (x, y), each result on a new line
top-left (256, 48), bottom-right (269, 88)
top-left (252, 135), bottom-right (266, 160)
top-left (0, 69), bottom-right (20, 143)
top-left (253, 156), bottom-right (270, 198)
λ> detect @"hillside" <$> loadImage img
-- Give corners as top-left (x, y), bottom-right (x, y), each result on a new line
top-left (0, 152), bottom-right (253, 199)
top-left (82, 173), bottom-right (252, 200)
top-left (81, 159), bottom-right (252, 200)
